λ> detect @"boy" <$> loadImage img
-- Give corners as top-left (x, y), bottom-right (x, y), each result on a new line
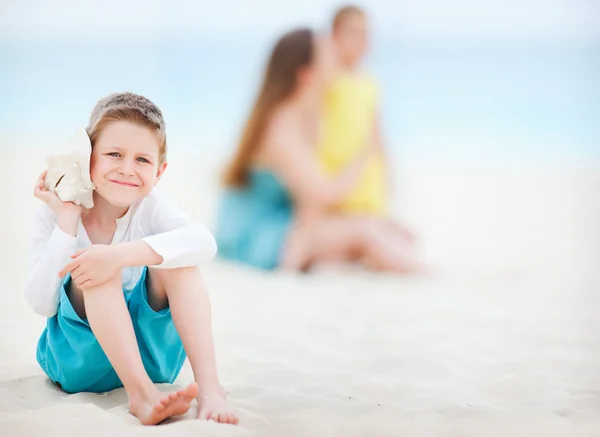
top-left (26, 92), bottom-right (238, 426)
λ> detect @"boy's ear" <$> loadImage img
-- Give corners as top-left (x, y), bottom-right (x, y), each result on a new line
top-left (154, 161), bottom-right (168, 185)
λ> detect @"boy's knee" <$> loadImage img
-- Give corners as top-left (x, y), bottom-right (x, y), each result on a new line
top-left (149, 266), bottom-right (200, 288)
top-left (80, 269), bottom-right (123, 294)
top-left (152, 266), bottom-right (199, 278)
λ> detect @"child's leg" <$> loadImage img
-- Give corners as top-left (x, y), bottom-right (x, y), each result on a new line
top-left (282, 216), bottom-right (419, 273)
top-left (69, 271), bottom-right (198, 425)
top-left (385, 217), bottom-right (418, 242)
top-left (147, 267), bottom-right (239, 425)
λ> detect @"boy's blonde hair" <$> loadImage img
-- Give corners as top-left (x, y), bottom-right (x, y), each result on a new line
top-left (332, 4), bottom-right (365, 33)
top-left (86, 92), bottom-right (167, 164)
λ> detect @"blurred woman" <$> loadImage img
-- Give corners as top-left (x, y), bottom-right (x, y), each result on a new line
top-left (214, 27), bottom-right (418, 273)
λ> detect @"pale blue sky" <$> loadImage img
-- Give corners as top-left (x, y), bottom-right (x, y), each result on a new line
top-left (1, 0), bottom-right (597, 162)
top-left (1, 0), bottom-right (598, 43)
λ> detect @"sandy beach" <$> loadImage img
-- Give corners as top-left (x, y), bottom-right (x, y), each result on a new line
top-left (1, 135), bottom-right (599, 436)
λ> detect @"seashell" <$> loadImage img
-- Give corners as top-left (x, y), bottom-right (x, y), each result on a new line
top-left (44, 128), bottom-right (95, 208)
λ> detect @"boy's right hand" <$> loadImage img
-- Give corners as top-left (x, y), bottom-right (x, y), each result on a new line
top-left (34, 170), bottom-right (82, 216)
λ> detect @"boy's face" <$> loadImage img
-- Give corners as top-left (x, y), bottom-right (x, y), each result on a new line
top-left (90, 121), bottom-right (166, 208)
top-left (334, 12), bottom-right (369, 66)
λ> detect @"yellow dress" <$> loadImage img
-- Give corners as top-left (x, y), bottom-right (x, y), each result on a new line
top-left (317, 73), bottom-right (387, 215)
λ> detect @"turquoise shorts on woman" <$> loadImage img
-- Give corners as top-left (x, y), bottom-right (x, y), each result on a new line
top-left (36, 267), bottom-right (187, 393)
top-left (215, 170), bottom-right (293, 270)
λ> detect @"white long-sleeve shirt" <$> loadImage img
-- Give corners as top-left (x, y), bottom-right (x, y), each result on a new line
top-left (25, 189), bottom-right (217, 318)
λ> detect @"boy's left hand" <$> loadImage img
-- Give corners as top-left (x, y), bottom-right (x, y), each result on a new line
top-left (59, 245), bottom-right (123, 290)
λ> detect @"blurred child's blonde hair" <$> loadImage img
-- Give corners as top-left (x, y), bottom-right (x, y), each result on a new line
top-left (86, 92), bottom-right (167, 164)
top-left (332, 4), bottom-right (365, 33)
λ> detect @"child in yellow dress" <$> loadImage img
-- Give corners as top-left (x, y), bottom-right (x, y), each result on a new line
top-left (318, 5), bottom-right (390, 216)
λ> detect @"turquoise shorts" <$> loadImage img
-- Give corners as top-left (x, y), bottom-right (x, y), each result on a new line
top-left (36, 267), bottom-right (187, 393)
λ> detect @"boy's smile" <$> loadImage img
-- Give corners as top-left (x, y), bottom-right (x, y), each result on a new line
top-left (109, 179), bottom-right (140, 188)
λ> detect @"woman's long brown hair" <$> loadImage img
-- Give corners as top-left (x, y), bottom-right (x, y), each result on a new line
top-left (222, 28), bottom-right (314, 187)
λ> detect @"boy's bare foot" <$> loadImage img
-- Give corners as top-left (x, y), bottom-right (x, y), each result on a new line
top-left (197, 392), bottom-right (239, 425)
top-left (129, 382), bottom-right (198, 425)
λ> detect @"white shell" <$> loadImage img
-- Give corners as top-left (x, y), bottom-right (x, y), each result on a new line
top-left (44, 129), bottom-right (95, 208)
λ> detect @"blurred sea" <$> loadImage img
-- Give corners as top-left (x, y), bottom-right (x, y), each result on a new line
top-left (0, 37), bottom-right (598, 163)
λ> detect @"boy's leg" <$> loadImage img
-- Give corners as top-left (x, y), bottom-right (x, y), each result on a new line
top-left (147, 267), bottom-right (238, 425)
top-left (72, 271), bottom-right (198, 425)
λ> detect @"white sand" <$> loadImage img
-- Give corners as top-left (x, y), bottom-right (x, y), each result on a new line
top-left (1, 136), bottom-right (599, 436)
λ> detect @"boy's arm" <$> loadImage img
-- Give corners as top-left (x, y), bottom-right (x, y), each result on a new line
top-left (112, 240), bottom-right (164, 268)
top-left (128, 191), bottom-right (217, 268)
top-left (62, 193), bottom-right (216, 290)
top-left (106, 192), bottom-right (216, 269)
top-left (24, 206), bottom-right (80, 317)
